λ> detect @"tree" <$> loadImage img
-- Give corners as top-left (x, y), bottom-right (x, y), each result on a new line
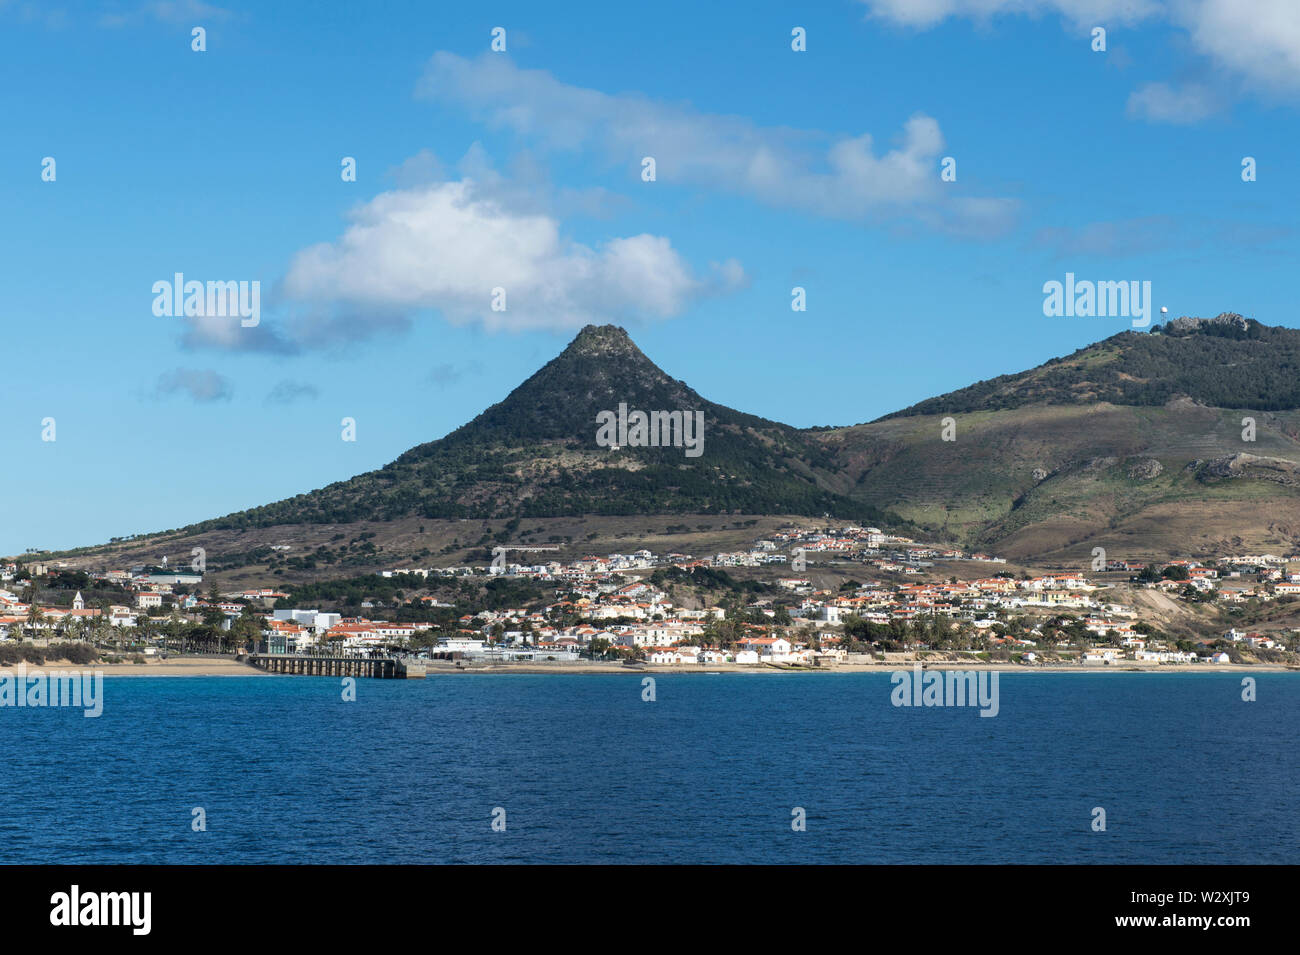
top-left (700, 615), bottom-right (744, 649)
top-left (167, 610), bottom-right (183, 653)
top-left (230, 613), bottom-right (261, 653)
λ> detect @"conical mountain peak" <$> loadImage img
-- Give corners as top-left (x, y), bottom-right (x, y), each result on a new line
top-left (562, 324), bottom-right (642, 358)
top-left (446, 325), bottom-right (704, 446)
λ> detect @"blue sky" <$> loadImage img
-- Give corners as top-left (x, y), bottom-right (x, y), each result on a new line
top-left (2, 0), bottom-right (1297, 554)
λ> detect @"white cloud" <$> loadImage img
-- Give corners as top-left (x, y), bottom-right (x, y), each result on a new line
top-left (392, 143), bottom-right (631, 222)
top-left (1126, 81), bottom-right (1221, 122)
top-left (417, 53), bottom-right (1017, 235)
top-left (154, 368), bottom-right (232, 403)
top-left (860, 0), bottom-right (1158, 28)
top-left (180, 311), bottom-right (292, 354)
top-left (279, 178), bottom-right (742, 336)
top-left (98, 0), bottom-right (232, 28)
top-left (264, 380), bottom-right (319, 405)
top-left (1181, 0), bottom-right (1300, 94)
top-left (859, 0), bottom-right (1300, 95)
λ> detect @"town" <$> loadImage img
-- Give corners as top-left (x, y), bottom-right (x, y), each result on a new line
top-left (4, 524), bottom-right (1299, 670)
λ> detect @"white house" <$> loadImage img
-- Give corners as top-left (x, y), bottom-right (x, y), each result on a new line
top-left (1081, 649), bottom-right (1120, 664)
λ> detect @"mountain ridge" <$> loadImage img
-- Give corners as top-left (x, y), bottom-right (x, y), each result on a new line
top-left (185, 323), bottom-right (892, 532)
top-left (877, 312), bottom-right (1300, 420)
top-left (30, 315), bottom-right (1300, 570)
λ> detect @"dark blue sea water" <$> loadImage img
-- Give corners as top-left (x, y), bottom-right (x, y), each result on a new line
top-left (1, 672), bottom-right (1295, 864)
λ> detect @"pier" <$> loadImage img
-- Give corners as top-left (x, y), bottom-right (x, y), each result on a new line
top-left (248, 655), bottom-right (426, 679)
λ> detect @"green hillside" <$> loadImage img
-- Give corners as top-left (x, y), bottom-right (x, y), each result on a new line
top-left (825, 400), bottom-right (1300, 560)
top-left (881, 314), bottom-right (1300, 419)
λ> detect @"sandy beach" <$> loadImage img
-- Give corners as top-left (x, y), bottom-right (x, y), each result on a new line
top-left (70, 656), bottom-right (271, 677)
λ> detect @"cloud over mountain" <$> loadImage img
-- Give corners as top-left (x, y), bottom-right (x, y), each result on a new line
top-left (279, 179), bottom-right (742, 336)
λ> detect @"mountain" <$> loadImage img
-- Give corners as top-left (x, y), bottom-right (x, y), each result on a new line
top-left (187, 325), bottom-right (895, 529)
top-left (42, 315), bottom-right (1300, 579)
top-left (828, 314), bottom-right (1300, 560)
top-left (882, 313), bottom-right (1300, 418)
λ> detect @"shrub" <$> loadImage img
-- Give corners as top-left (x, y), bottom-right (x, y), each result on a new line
top-left (0, 642), bottom-right (52, 665)
top-left (47, 642), bottom-right (99, 666)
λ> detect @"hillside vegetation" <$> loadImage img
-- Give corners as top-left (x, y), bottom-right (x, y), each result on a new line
top-left (181, 325), bottom-right (896, 529)
top-left (882, 314), bottom-right (1300, 418)
top-left (33, 313), bottom-right (1300, 575)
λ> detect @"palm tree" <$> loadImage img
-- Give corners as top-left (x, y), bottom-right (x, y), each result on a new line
top-left (167, 610), bottom-right (183, 654)
top-left (26, 604), bottom-right (45, 638)
top-left (93, 605), bottom-right (110, 648)
top-left (134, 617), bottom-right (154, 653)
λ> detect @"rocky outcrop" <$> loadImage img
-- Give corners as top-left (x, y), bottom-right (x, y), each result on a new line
top-left (1164, 312), bottom-right (1251, 335)
top-left (1200, 453), bottom-right (1300, 486)
top-left (1127, 458), bottom-right (1164, 480)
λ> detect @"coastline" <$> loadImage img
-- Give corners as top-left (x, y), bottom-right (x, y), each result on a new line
top-left (5, 657), bottom-right (1292, 677)
top-left (417, 660), bottom-right (1295, 675)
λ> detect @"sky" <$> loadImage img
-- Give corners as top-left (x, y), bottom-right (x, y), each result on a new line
top-left (2, 0), bottom-right (1298, 554)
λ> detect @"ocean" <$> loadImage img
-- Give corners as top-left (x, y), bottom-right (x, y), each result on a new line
top-left (1, 672), bottom-right (1295, 864)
